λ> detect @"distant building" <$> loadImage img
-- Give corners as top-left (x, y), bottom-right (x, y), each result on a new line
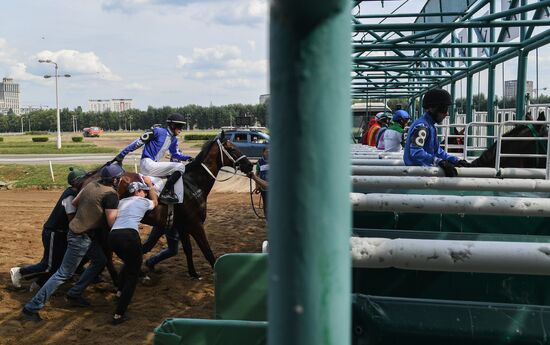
top-left (505, 80), bottom-right (534, 98)
top-left (20, 105), bottom-right (51, 115)
top-left (88, 98), bottom-right (133, 112)
top-left (259, 94), bottom-right (270, 105)
top-left (0, 78), bottom-right (20, 115)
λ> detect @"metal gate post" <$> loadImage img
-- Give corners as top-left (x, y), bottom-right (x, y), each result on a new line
top-left (269, 1), bottom-right (352, 345)
top-left (487, 0), bottom-right (496, 144)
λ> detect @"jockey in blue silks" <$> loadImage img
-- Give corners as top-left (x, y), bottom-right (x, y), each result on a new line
top-left (404, 89), bottom-right (471, 177)
top-left (113, 113), bottom-right (191, 203)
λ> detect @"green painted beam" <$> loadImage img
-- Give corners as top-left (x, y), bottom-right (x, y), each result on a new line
top-left (269, 1), bottom-right (351, 345)
top-left (354, 20), bottom-right (550, 32)
top-left (487, 0), bottom-right (496, 145)
top-left (355, 56), bottom-right (490, 62)
top-left (353, 42), bottom-right (521, 50)
top-left (355, 11), bottom-right (465, 19)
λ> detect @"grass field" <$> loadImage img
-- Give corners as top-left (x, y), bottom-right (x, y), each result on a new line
top-left (0, 164), bottom-right (101, 188)
top-left (0, 142), bottom-right (116, 154)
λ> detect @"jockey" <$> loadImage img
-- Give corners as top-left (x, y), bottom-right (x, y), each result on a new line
top-left (404, 89), bottom-right (470, 177)
top-left (363, 112), bottom-right (390, 146)
top-left (377, 110), bottom-right (410, 152)
top-left (113, 113), bottom-right (191, 203)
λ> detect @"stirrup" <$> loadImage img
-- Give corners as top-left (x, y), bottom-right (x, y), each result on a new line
top-left (160, 190), bottom-right (178, 204)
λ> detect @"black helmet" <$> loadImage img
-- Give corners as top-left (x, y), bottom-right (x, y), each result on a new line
top-left (101, 163), bottom-right (124, 181)
top-left (166, 113), bottom-right (186, 126)
top-left (422, 89), bottom-right (452, 108)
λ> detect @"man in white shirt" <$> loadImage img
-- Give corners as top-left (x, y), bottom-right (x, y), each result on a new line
top-left (108, 178), bottom-right (157, 325)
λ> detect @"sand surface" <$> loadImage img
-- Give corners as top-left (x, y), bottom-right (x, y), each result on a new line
top-left (0, 186), bottom-right (266, 345)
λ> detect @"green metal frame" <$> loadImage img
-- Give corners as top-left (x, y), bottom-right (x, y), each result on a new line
top-left (352, 0), bottom-right (550, 119)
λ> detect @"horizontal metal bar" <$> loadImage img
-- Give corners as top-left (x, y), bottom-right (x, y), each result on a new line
top-left (354, 67), bottom-right (468, 72)
top-left (353, 175), bottom-right (550, 192)
top-left (354, 12), bottom-right (465, 19)
top-left (355, 20), bottom-right (550, 32)
top-left (351, 237), bottom-right (550, 275)
top-left (353, 42), bottom-right (521, 50)
top-left (500, 153), bottom-right (547, 158)
top-left (351, 193), bottom-right (550, 217)
top-left (354, 56), bottom-right (490, 62)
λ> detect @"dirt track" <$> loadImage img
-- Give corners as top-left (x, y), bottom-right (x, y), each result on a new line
top-left (0, 188), bottom-right (266, 345)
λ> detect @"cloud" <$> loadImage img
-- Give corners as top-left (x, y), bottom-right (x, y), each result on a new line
top-left (101, 0), bottom-right (221, 13)
top-left (34, 50), bottom-right (120, 81)
top-left (213, 0), bottom-right (267, 27)
top-left (124, 82), bottom-right (150, 90)
top-left (176, 45), bottom-right (266, 80)
top-left (0, 39), bottom-right (42, 82)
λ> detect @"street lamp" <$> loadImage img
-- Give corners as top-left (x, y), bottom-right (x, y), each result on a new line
top-left (38, 59), bottom-right (71, 149)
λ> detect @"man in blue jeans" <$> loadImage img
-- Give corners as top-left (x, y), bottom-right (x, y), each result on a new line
top-left (142, 226), bottom-right (179, 273)
top-left (10, 167), bottom-right (86, 290)
top-left (21, 163), bottom-right (123, 322)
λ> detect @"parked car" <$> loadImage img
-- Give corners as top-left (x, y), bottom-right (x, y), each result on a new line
top-left (223, 128), bottom-right (270, 158)
top-left (82, 127), bottom-right (104, 137)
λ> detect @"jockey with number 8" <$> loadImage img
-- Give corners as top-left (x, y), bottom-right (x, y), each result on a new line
top-left (112, 113), bottom-right (192, 203)
top-left (404, 89), bottom-right (471, 177)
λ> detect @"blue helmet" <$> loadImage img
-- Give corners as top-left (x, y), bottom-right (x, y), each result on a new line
top-left (101, 163), bottom-right (124, 181)
top-left (392, 109), bottom-right (410, 122)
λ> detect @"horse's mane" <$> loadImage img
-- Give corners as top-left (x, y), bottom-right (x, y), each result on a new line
top-left (185, 136), bottom-right (221, 170)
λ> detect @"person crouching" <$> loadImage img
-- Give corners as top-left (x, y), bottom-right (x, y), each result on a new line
top-left (108, 179), bottom-right (157, 325)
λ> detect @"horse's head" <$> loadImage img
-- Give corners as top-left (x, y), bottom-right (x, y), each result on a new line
top-left (217, 131), bottom-right (254, 174)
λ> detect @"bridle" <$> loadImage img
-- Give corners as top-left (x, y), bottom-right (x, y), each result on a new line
top-left (201, 138), bottom-right (248, 182)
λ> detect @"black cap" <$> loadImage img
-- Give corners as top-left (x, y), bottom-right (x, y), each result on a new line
top-left (422, 89), bottom-right (452, 108)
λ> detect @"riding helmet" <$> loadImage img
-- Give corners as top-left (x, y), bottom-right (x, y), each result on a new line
top-left (166, 113), bottom-right (186, 125)
top-left (375, 112), bottom-right (391, 121)
top-left (101, 163), bottom-right (125, 181)
top-left (422, 89), bottom-right (452, 108)
top-left (67, 167), bottom-right (86, 186)
top-left (392, 109), bottom-right (410, 122)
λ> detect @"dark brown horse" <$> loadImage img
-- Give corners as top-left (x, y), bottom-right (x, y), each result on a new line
top-left (81, 132), bottom-right (253, 280)
top-left (470, 121), bottom-right (548, 168)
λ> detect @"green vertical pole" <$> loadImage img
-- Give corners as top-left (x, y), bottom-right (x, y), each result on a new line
top-left (487, 0), bottom-right (496, 144)
top-left (466, 28), bottom-right (474, 125)
top-left (516, 0), bottom-right (528, 120)
top-left (450, 82), bottom-right (456, 123)
top-left (269, 1), bottom-right (351, 345)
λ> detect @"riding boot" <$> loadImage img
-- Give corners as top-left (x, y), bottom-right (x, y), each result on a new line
top-left (160, 171), bottom-right (181, 203)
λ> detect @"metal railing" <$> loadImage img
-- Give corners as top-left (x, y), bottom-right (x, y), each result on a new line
top-left (463, 122), bottom-right (499, 160)
top-left (495, 120), bottom-right (550, 179)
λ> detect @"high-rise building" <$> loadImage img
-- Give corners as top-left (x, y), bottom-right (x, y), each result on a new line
top-left (88, 99), bottom-right (133, 112)
top-left (504, 80), bottom-right (534, 98)
top-left (0, 78), bottom-right (20, 115)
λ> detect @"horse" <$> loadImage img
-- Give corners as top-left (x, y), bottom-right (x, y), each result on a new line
top-left (440, 127), bottom-right (464, 154)
top-left (470, 115), bottom-right (548, 168)
top-left (80, 132), bottom-right (253, 281)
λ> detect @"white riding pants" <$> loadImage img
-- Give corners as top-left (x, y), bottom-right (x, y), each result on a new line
top-left (140, 158), bottom-right (185, 178)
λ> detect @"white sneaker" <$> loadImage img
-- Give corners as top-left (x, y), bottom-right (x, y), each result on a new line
top-left (29, 281), bottom-right (40, 292)
top-left (10, 267), bottom-right (22, 288)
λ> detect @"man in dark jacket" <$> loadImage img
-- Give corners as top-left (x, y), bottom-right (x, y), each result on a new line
top-left (10, 167), bottom-right (86, 290)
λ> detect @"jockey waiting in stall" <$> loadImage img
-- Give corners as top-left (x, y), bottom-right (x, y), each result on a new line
top-left (377, 109), bottom-right (410, 152)
top-left (113, 113), bottom-right (192, 203)
top-left (362, 111), bottom-right (390, 146)
top-left (404, 89), bottom-right (471, 177)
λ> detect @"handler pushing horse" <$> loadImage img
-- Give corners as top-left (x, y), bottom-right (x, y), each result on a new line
top-left (21, 164), bottom-right (123, 322)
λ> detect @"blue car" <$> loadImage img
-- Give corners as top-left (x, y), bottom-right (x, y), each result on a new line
top-left (223, 129), bottom-right (270, 158)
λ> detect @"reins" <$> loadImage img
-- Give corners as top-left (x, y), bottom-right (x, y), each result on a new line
top-left (201, 138), bottom-right (248, 182)
top-left (249, 178), bottom-right (266, 220)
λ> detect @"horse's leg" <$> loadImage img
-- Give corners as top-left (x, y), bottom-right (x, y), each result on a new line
top-left (179, 229), bottom-right (199, 278)
top-left (188, 222), bottom-right (216, 268)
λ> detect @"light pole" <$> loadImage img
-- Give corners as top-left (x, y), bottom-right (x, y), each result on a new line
top-left (38, 59), bottom-right (71, 149)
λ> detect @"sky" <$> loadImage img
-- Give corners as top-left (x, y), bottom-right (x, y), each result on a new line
top-left (0, 0), bottom-right (269, 110)
top-left (1, 1), bottom-right (549, 111)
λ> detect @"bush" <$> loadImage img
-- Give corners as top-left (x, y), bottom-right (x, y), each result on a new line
top-left (72, 136), bottom-right (83, 142)
top-left (184, 134), bottom-right (216, 141)
top-left (0, 137), bottom-right (3, 142)
top-left (32, 137), bottom-right (49, 142)
top-left (26, 131), bottom-right (48, 135)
